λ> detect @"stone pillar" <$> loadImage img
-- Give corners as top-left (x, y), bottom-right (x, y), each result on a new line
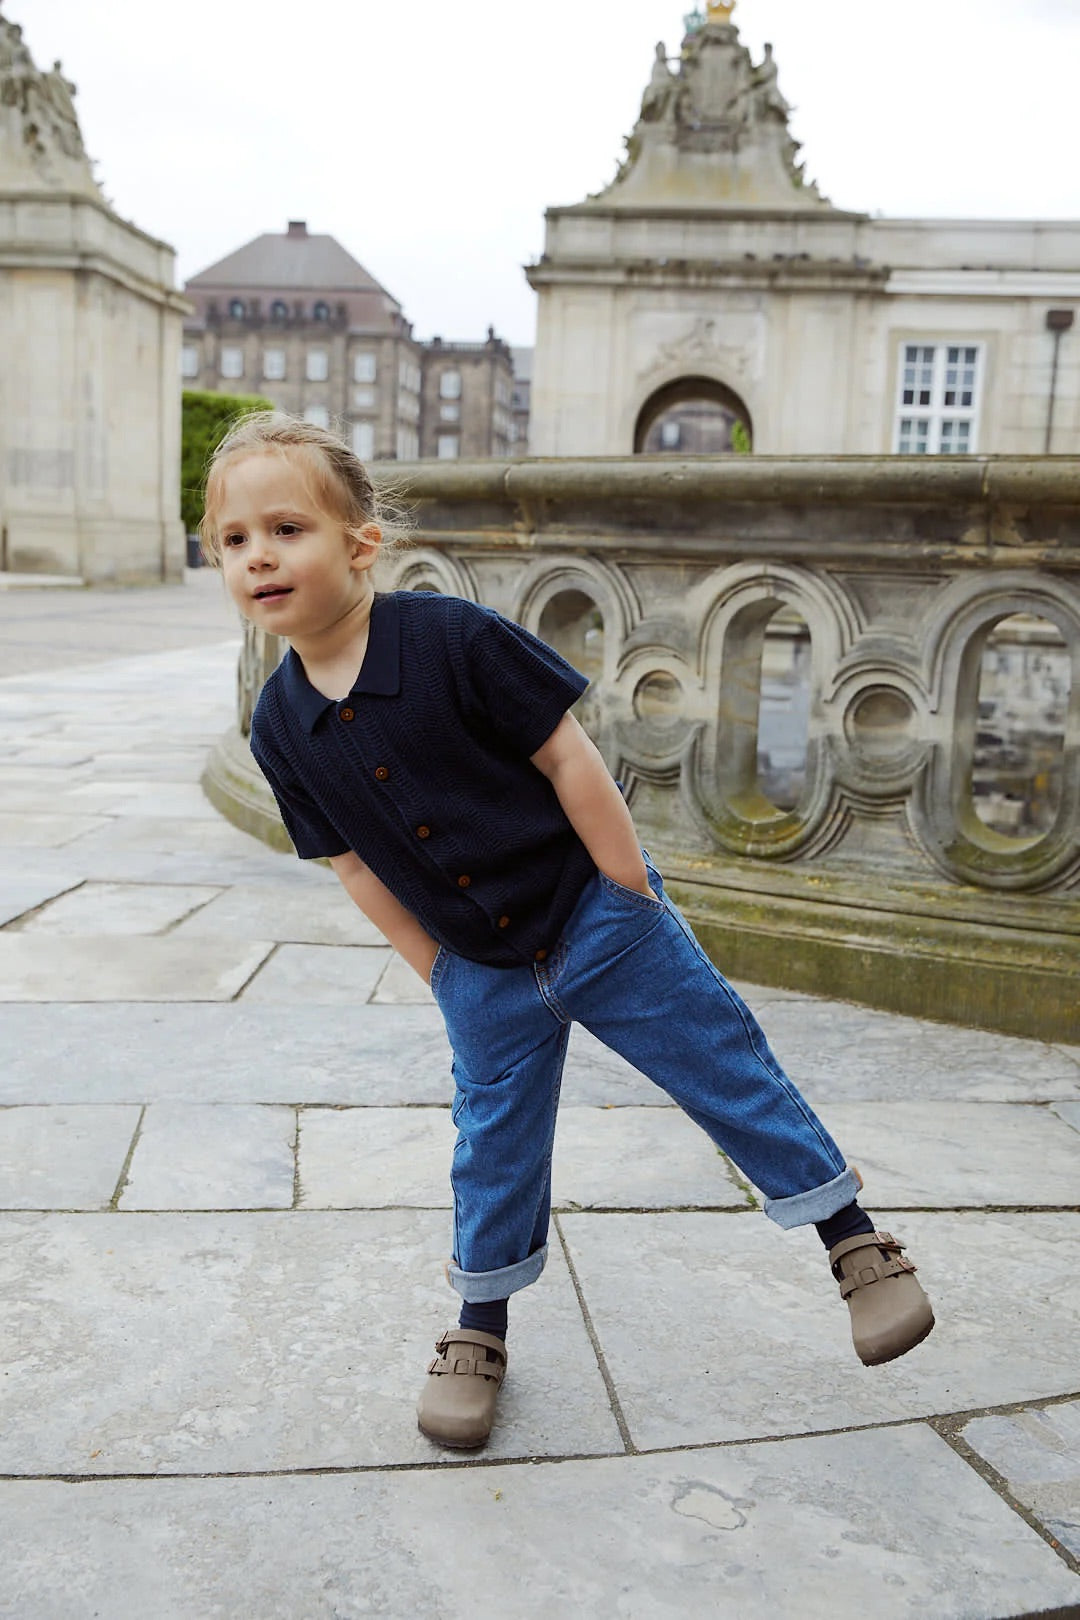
top-left (0, 7), bottom-right (190, 581)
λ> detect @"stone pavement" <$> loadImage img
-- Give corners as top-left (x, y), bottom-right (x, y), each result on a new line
top-left (1, 577), bottom-right (1079, 1620)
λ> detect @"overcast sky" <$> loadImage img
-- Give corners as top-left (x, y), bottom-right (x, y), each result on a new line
top-left (20, 0), bottom-right (1080, 346)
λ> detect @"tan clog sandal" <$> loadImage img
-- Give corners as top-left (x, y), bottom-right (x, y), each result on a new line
top-left (416, 1328), bottom-right (507, 1449)
top-left (830, 1230), bottom-right (935, 1366)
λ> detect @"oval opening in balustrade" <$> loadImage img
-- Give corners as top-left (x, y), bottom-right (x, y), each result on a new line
top-left (971, 613), bottom-right (1070, 839)
top-left (756, 608), bottom-right (811, 811)
top-left (538, 590), bottom-right (605, 686)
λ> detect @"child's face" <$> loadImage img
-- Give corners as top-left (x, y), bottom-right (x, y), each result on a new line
top-left (217, 451), bottom-right (379, 644)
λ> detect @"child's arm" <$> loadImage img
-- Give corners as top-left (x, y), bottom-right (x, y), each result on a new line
top-left (531, 713), bottom-right (653, 897)
top-left (328, 851), bottom-right (441, 983)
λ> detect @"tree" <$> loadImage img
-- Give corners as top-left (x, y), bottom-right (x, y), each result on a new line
top-left (181, 390), bottom-right (275, 535)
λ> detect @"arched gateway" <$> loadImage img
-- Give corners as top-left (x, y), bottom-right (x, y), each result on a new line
top-left (635, 375), bottom-right (753, 454)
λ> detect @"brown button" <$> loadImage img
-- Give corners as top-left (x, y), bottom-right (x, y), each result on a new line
top-left (374, 766), bottom-right (390, 782)
top-left (457, 874), bottom-right (471, 888)
top-left (416, 825), bottom-right (431, 839)
top-left (534, 948), bottom-right (548, 962)
top-left (497, 915), bottom-right (510, 929)
top-left (339, 707), bottom-right (354, 722)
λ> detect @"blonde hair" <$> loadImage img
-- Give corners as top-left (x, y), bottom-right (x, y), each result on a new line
top-left (198, 410), bottom-right (410, 577)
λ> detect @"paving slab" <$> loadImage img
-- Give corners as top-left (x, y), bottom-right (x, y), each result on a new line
top-left (372, 949), bottom-right (434, 1002)
top-left (749, 996), bottom-right (1080, 1102)
top-left (120, 1105), bottom-right (296, 1210)
top-left (821, 1102), bottom-right (1080, 1207)
top-left (0, 1005), bottom-right (454, 1104)
top-left (0, 873), bottom-right (81, 927)
top-left (1051, 1101), bottom-right (1080, 1133)
top-left (0, 1210), bottom-right (621, 1473)
top-left (2, 1426), bottom-right (1079, 1620)
top-left (62, 781), bottom-right (225, 819)
top-left (12, 882), bottom-right (222, 937)
top-left (297, 1105), bottom-right (750, 1211)
top-left (0, 1106), bottom-right (140, 1210)
top-left (963, 1401), bottom-right (1080, 1561)
top-left (0, 811), bottom-right (108, 847)
top-left (56, 814), bottom-right (272, 859)
top-left (170, 883), bottom-right (387, 947)
top-left (0, 937), bottom-right (273, 1002)
top-left (557, 1211), bottom-right (1080, 1450)
top-left (239, 943), bottom-right (391, 1003)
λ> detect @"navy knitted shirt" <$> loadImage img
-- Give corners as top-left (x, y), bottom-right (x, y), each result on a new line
top-left (249, 590), bottom-right (597, 967)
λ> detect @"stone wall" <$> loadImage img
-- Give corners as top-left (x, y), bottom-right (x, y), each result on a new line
top-left (203, 455), bottom-right (1080, 1038)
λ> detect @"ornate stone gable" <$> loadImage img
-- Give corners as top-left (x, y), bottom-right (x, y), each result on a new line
top-left (0, 0), bottom-right (100, 196)
top-left (593, 5), bottom-right (830, 211)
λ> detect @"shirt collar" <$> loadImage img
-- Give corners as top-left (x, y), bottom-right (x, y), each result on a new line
top-left (280, 593), bottom-right (402, 734)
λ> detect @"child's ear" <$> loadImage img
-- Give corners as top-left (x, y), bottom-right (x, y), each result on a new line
top-left (349, 522), bottom-right (382, 569)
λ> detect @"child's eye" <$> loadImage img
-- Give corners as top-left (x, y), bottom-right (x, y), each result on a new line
top-left (222, 533), bottom-right (245, 548)
top-left (277, 523), bottom-right (301, 536)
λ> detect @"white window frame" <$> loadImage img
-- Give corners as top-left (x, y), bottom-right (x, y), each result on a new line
top-left (437, 433), bottom-right (460, 459)
top-left (303, 404), bottom-right (330, 429)
top-left (262, 347), bottom-right (286, 381)
top-left (306, 348), bottom-right (329, 382)
top-left (439, 369), bottom-right (462, 401)
top-left (439, 402), bottom-right (460, 423)
top-left (181, 343), bottom-right (200, 379)
top-left (894, 341), bottom-right (982, 454)
top-left (352, 421), bottom-right (375, 461)
top-left (396, 426), bottom-right (419, 460)
top-left (354, 352), bottom-right (377, 383)
top-left (220, 345), bottom-right (244, 380)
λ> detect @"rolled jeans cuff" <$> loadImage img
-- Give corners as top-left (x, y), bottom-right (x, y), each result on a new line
top-left (763, 1167), bottom-right (860, 1230)
top-left (447, 1244), bottom-right (548, 1302)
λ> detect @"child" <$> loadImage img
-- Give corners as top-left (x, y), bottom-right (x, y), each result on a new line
top-left (201, 411), bottom-right (935, 1451)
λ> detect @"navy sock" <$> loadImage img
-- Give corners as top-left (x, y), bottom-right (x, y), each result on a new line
top-left (815, 1201), bottom-right (876, 1252)
top-left (458, 1297), bottom-right (508, 1342)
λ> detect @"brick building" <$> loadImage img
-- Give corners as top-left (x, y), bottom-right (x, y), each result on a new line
top-left (182, 222), bottom-right (517, 461)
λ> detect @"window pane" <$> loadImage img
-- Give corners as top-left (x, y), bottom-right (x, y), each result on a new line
top-left (352, 422), bottom-right (374, 460)
top-left (304, 405), bottom-right (330, 429)
top-left (306, 349), bottom-right (329, 382)
top-left (354, 352), bottom-right (377, 383)
top-left (439, 403), bottom-right (460, 422)
top-left (439, 370), bottom-right (462, 400)
top-left (263, 348), bottom-right (286, 381)
top-left (181, 344), bottom-right (200, 379)
top-left (437, 434), bottom-right (459, 458)
top-left (220, 346), bottom-right (244, 379)
top-left (353, 387), bottom-right (376, 409)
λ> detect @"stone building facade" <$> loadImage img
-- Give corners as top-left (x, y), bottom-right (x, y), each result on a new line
top-left (527, 1), bottom-right (1080, 459)
top-left (0, 6), bottom-right (188, 581)
top-left (182, 223), bottom-right (514, 462)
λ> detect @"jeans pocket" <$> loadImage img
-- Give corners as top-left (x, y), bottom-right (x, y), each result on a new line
top-left (598, 869), bottom-right (666, 911)
top-left (429, 945), bottom-right (451, 997)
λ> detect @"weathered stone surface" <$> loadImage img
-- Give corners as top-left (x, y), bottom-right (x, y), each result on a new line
top-left (557, 1212), bottom-right (1080, 1450)
top-left (238, 944), bottom-right (391, 1004)
top-left (821, 1102), bottom-right (1080, 1207)
top-left (371, 950), bottom-right (434, 1003)
top-left (120, 1106), bottom-right (296, 1210)
top-left (171, 884), bottom-right (387, 947)
top-left (0, 812), bottom-right (108, 848)
top-left (1051, 1100), bottom-right (1080, 1133)
top-left (15, 882), bottom-right (222, 937)
top-left (0, 937), bottom-right (273, 1002)
top-left (963, 1401), bottom-right (1080, 1560)
top-left (0, 1005), bottom-right (454, 1105)
top-left (0, 1211), bottom-right (621, 1473)
top-left (2, 1427), bottom-right (1079, 1620)
top-left (0, 874), bottom-right (81, 928)
top-left (0, 1107), bottom-right (140, 1210)
top-left (298, 1105), bottom-right (749, 1211)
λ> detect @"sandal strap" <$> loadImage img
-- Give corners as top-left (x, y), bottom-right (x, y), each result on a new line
top-left (831, 1231), bottom-right (918, 1298)
top-left (428, 1329), bottom-right (507, 1383)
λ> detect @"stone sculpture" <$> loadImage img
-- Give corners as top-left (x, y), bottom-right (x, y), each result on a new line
top-left (0, 1), bottom-right (98, 193)
top-left (640, 42), bottom-right (675, 123)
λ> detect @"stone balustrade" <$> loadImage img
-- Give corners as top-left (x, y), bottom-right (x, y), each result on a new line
top-left (204, 457), bottom-right (1080, 1039)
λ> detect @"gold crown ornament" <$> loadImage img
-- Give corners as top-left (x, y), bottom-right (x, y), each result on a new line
top-left (707, 0), bottom-right (737, 20)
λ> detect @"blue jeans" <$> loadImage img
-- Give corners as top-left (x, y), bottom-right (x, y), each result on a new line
top-left (429, 855), bottom-right (859, 1304)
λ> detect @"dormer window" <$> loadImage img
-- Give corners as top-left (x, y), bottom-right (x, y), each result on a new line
top-left (229, 299), bottom-right (246, 320)
top-left (270, 300), bottom-right (289, 321)
top-left (314, 301), bottom-right (330, 322)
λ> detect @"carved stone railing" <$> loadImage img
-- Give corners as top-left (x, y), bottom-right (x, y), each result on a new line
top-left (203, 457), bottom-right (1080, 1040)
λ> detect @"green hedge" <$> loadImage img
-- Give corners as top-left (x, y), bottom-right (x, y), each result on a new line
top-left (181, 390), bottom-right (275, 535)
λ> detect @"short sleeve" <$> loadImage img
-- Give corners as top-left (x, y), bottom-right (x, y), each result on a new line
top-left (249, 729), bottom-right (350, 861)
top-left (460, 605), bottom-right (589, 756)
